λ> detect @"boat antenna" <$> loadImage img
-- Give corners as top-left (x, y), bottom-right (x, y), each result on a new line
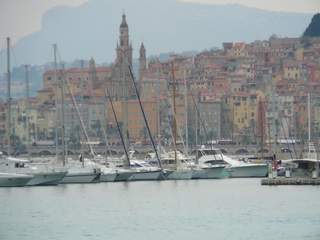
top-left (104, 88), bottom-right (130, 167)
top-left (127, 65), bottom-right (162, 169)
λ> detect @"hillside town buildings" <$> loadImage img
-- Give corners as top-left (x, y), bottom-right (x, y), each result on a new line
top-left (1, 14), bottom-right (320, 154)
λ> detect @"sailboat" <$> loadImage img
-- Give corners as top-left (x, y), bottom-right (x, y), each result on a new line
top-left (125, 151), bottom-right (163, 181)
top-left (161, 151), bottom-right (193, 180)
top-left (103, 86), bottom-right (134, 182)
top-left (50, 44), bottom-right (100, 184)
top-left (164, 63), bottom-right (193, 180)
top-left (0, 38), bottom-right (67, 186)
top-left (0, 37), bottom-right (33, 188)
top-left (107, 66), bottom-right (163, 182)
top-left (281, 93), bottom-right (319, 178)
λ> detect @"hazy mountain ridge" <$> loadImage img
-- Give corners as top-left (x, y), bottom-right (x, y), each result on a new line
top-left (0, 0), bottom-right (312, 68)
top-left (303, 13), bottom-right (320, 37)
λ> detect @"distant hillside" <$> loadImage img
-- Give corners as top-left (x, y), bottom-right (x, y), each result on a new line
top-left (0, 0), bottom-right (311, 68)
top-left (303, 13), bottom-right (320, 37)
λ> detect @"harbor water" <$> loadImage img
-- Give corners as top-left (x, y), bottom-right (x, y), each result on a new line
top-left (1, 178), bottom-right (320, 240)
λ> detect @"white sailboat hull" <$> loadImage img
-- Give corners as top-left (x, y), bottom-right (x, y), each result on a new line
top-left (128, 170), bottom-right (162, 181)
top-left (100, 172), bottom-right (117, 182)
top-left (26, 171), bottom-right (67, 186)
top-left (228, 164), bottom-right (268, 178)
top-left (166, 169), bottom-right (193, 180)
top-left (114, 171), bottom-right (134, 182)
top-left (0, 173), bottom-right (33, 187)
top-left (61, 172), bottom-right (99, 183)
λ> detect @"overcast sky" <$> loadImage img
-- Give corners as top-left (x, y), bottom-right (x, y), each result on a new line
top-left (0, 0), bottom-right (319, 44)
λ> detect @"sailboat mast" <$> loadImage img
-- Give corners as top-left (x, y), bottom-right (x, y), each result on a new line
top-left (122, 60), bottom-right (129, 153)
top-left (184, 70), bottom-right (188, 155)
top-left (259, 100), bottom-right (264, 160)
top-left (80, 60), bottom-right (85, 156)
top-left (156, 66), bottom-right (161, 152)
top-left (271, 81), bottom-right (277, 156)
top-left (53, 44), bottom-right (59, 162)
top-left (60, 65), bottom-right (66, 166)
top-left (102, 102), bottom-right (109, 161)
top-left (127, 65), bottom-right (162, 169)
top-left (24, 65), bottom-right (30, 155)
top-left (308, 93), bottom-right (311, 143)
top-left (6, 37), bottom-right (11, 156)
top-left (171, 63), bottom-right (177, 168)
top-left (64, 72), bottom-right (95, 157)
top-left (190, 92), bottom-right (210, 147)
top-left (105, 88), bottom-right (130, 166)
top-left (195, 98), bottom-right (198, 160)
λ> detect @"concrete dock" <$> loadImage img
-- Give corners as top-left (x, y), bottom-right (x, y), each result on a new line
top-left (261, 177), bottom-right (320, 185)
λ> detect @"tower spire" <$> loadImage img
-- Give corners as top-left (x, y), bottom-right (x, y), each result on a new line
top-left (140, 42), bottom-right (145, 56)
top-left (120, 13), bottom-right (128, 28)
top-left (139, 42), bottom-right (147, 81)
top-left (117, 13), bottom-right (132, 64)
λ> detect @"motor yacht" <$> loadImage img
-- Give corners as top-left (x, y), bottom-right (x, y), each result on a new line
top-left (0, 153), bottom-right (67, 186)
top-left (195, 148), bottom-right (268, 178)
top-left (0, 173), bottom-right (33, 187)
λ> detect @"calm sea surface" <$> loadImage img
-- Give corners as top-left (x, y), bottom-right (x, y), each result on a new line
top-left (0, 179), bottom-right (319, 240)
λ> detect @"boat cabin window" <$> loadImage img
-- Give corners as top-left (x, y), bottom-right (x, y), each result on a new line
top-left (204, 160), bottom-right (226, 165)
top-left (162, 160), bottom-right (175, 165)
top-left (200, 150), bottom-right (219, 155)
top-left (15, 162), bottom-right (25, 168)
top-left (130, 162), bottom-right (143, 168)
top-left (148, 160), bottom-right (158, 165)
top-left (294, 161), bottom-right (313, 170)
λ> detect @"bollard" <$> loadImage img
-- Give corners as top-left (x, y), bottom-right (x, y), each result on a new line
top-left (312, 170), bottom-right (318, 179)
top-left (285, 169), bottom-right (291, 178)
top-left (272, 170), bottom-right (277, 178)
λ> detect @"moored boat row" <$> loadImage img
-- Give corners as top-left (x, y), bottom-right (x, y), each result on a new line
top-left (0, 165), bottom-right (269, 187)
top-left (0, 145), bottom-right (270, 187)
top-left (0, 167), bottom-right (208, 187)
